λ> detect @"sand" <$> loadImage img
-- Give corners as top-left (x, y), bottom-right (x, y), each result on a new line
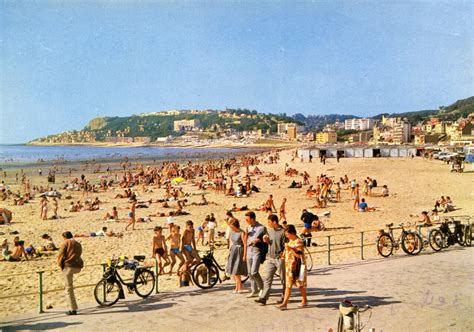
top-left (0, 149), bottom-right (473, 322)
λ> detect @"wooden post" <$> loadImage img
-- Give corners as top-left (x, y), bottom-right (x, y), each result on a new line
top-left (38, 271), bottom-right (44, 313)
top-left (327, 236), bottom-right (331, 265)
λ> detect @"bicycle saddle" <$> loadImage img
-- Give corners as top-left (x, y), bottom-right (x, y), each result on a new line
top-left (134, 255), bottom-right (146, 261)
top-left (385, 223), bottom-right (393, 228)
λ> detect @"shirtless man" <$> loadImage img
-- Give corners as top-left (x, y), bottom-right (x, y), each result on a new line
top-left (181, 220), bottom-right (201, 267)
top-left (152, 226), bottom-right (171, 274)
top-left (166, 225), bottom-right (185, 275)
top-left (125, 199), bottom-right (137, 231)
top-left (264, 195), bottom-right (277, 213)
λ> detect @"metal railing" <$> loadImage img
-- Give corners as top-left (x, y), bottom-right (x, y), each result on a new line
top-left (0, 215), bottom-right (471, 314)
top-left (0, 258), bottom-right (160, 314)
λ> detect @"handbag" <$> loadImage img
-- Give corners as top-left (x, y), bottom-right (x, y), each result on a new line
top-left (298, 264), bottom-right (306, 281)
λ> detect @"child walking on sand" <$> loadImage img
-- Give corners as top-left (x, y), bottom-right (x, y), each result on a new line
top-left (125, 199), bottom-right (137, 231)
top-left (166, 225), bottom-right (185, 275)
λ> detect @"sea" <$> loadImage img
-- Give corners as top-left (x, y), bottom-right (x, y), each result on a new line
top-left (0, 144), bottom-right (259, 166)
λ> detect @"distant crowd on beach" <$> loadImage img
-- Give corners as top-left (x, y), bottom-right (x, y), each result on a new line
top-left (0, 148), bottom-right (460, 314)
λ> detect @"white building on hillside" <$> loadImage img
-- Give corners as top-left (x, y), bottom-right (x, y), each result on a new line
top-left (345, 118), bottom-right (376, 130)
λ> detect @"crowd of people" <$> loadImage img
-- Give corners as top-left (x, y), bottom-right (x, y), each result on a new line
top-left (0, 147), bottom-right (462, 316)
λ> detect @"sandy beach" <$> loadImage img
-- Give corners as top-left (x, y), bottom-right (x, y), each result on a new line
top-left (0, 148), bottom-right (473, 322)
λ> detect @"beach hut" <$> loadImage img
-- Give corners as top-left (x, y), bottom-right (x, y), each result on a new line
top-left (337, 149), bottom-right (345, 158)
top-left (389, 148), bottom-right (399, 157)
top-left (310, 149), bottom-right (320, 158)
top-left (363, 148), bottom-right (373, 158)
top-left (298, 149), bottom-right (311, 160)
top-left (372, 148), bottom-right (381, 157)
top-left (398, 147), bottom-right (408, 157)
top-left (344, 147), bottom-right (355, 158)
top-left (354, 147), bottom-right (364, 158)
top-left (380, 147), bottom-right (391, 157)
top-left (407, 147), bottom-right (417, 157)
top-left (327, 148), bottom-right (338, 158)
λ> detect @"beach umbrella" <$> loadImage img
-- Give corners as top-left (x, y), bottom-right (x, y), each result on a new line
top-left (172, 177), bottom-right (185, 183)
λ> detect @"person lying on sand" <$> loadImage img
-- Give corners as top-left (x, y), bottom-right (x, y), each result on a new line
top-left (74, 227), bottom-right (123, 238)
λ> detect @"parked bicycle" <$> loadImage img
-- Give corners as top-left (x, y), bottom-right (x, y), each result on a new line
top-left (94, 255), bottom-right (155, 306)
top-left (192, 250), bottom-right (249, 289)
top-left (429, 218), bottom-right (472, 251)
top-left (337, 300), bottom-right (372, 332)
top-left (377, 222), bottom-right (422, 257)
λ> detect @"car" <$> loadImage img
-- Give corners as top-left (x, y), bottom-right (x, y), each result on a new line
top-left (439, 152), bottom-right (458, 161)
top-left (435, 152), bottom-right (450, 160)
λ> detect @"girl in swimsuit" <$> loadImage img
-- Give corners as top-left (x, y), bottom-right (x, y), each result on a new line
top-left (152, 226), bottom-right (170, 274)
top-left (279, 198), bottom-right (287, 222)
top-left (166, 226), bottom-right (185, 275)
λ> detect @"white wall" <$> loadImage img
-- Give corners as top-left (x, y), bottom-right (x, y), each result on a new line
top-left (364, 149), bottom-right (373, 158)
top-left (381, 148), bottom-right (390, 157)
top-left (345, 148), bottom-right (355, 157)
top-left (327, 149), bottom-right (337, 157)
top-left (354, 148), bottom-right (364, 157)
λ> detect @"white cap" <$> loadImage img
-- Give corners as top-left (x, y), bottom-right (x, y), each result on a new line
top-left (167, 216), bottom-right (176, 225)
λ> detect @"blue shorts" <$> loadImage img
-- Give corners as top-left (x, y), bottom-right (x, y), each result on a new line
top-left (304, 223), bottom-right (312, 229)
top-left (183, 244), bottom-right (193, 252)
top-left (128, 212), bottom-right (134, 218)
top-left (171, 248), bottom-right (180, 255)
top-left (197, 226), bottom-right (203, 232)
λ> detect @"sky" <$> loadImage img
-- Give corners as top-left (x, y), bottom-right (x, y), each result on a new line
top-left (0, 1), bottom-right (472, 144)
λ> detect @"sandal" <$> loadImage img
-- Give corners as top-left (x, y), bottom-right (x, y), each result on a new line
top-left (298, 303), bottom-right (308, 308)
top-left (275, 305), bottom-right (287, 311)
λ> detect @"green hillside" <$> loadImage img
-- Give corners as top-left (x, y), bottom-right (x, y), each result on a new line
top-left (31, 109), bottom-right (300, 143)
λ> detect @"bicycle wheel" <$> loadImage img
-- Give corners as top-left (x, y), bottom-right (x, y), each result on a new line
top-left (376, 234), bottom-right (393, 257)
top-left (401, 232), bottom-right (422, 255)
top-left (94, 279), bottom-right (121, 306)
top-left (464, 225), bottom-right (472, 247)
top-left (134, 269), bottom-right (155, 298)
top-left (192, 262), bottom-right (219, 289)
top-left (428, 229), bottom-right (443, 252)
top-left (304, 246), bottom-right (313, 272)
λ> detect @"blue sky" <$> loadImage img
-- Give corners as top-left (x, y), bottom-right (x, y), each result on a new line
top-left (1, 1), bottom-right (472, 143)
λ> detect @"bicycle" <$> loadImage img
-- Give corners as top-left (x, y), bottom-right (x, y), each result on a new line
top-left (337, 300), bottom-right (372, 332)
top-left (191, 249), bottom-right (249, 289)
top-left (94, 255), bottom-right (155, 306)
top-left (377, 222), bottom-right (422, 257)
top-left (429, 218), bottom-right (471, 251)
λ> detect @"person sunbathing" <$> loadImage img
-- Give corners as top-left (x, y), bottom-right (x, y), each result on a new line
top-left (74, 227), bottom-right (123, 238)
top-left (41, 234), bottom-right (58, 251)
top-left (104, 207), bottom-right (119, 221)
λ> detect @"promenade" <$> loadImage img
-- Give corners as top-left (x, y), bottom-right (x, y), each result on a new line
top-left (1, 247), bottom-right (472, 331)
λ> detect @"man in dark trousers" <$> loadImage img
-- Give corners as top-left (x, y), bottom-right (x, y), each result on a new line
top-left (58, 231), bottom-right (84, 315)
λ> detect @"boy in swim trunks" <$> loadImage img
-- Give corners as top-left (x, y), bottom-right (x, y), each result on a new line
top-left (152, 226), bottom-right (170, 274)
top-left (181, 220), bottom-right (201, 267)
top-left (166, 225), bottom-right (185, 275)
top-left (125, 199), bottom-right (137, 231)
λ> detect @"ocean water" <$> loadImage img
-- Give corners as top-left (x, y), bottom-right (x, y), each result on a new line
top-left (0, 145), bottom-right (253, 164)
